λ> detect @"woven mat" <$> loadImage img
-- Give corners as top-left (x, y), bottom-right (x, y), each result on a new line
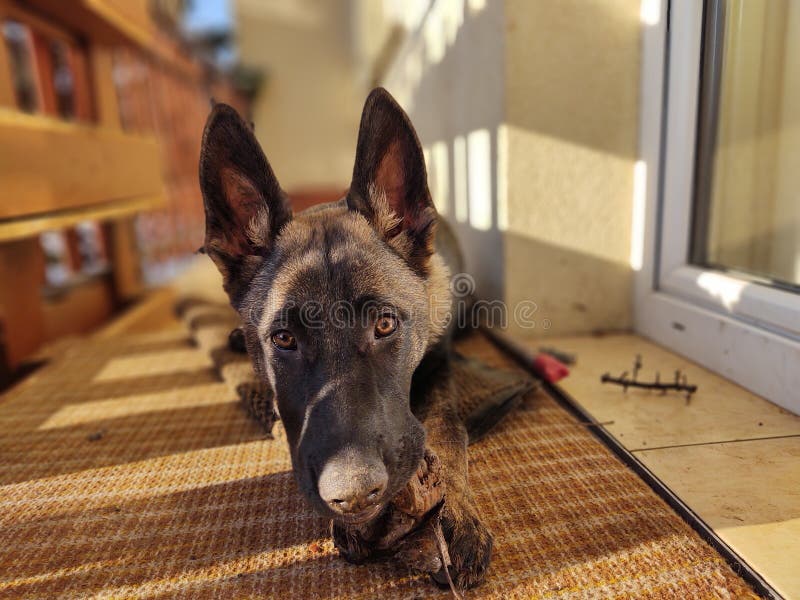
top-left (0, 315), bottom-right (758, 598)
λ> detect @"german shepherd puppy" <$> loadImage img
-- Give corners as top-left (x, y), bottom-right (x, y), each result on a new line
top-left (199, 88), bottom-right (492, 588)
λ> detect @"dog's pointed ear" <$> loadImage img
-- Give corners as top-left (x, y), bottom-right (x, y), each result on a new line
top-left (199, 103), bottom-right (291, 306)
top-left (347, 88), bottom-right (437, 276)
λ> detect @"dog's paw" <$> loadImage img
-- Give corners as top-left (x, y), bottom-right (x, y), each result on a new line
top-left (394, 518), bottom-right (443, 574)
top-left (433, 501), bottom-right (493, 590)
top-left (331, 521), bottom-right (375, 564)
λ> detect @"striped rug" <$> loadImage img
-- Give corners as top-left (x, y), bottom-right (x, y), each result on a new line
top-left (0, 310), bottom-right (757, 598)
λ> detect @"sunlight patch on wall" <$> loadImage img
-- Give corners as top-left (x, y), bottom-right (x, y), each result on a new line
top-left (640, 0), bottom-right (661, 26)
top-left (431, 141), bottom-right (450, 215)
top-left (630, 160), bottom-right (647, 271)
top-left (454, 135), bottom-right (468, 223)
top-left (423, 4), bottom-right (447, 65)
top-left (402, 44), bottom-right (424, 107)
top-left (795, 250), bottom-right (800, 286)
top-left (382, 0), bottom-right (431, 31)
top-left (467, 0), bottom-right (487, 15)
top-left (496, 124), bottom-right (508, 231)
top-left (467, 128), bottom-right (492, 231)
top-left (443, 0), bottom-right (465, 45)
top-left (503, 124), bottom-right (633, 263)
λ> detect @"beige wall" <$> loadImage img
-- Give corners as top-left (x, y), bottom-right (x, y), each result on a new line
top-left (383, 0), bottom-right (507, 301)
top-left (503, 0), bottom-right (640, 336)
top-left (383, 0), bottom-right (641, 336)
top-left (234, 0), bottom-right (643, 337)
top-left (234, 0), bottom-right (365, 192)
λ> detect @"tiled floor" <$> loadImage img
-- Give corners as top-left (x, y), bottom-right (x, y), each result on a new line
top-left (527, 334), bottom-right (800, 599)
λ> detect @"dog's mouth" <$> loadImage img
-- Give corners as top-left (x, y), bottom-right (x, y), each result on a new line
top-left (332, 502), bottom-right (386, 526)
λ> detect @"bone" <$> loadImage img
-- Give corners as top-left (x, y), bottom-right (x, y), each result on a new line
top-left (332, 448), bottom-right (446, 571)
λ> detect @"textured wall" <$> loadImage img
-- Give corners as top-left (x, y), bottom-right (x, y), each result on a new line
top-left (502, 0), bottom-right (641, 336)
top-left (383, 0), bottom-right (508, 301)
top-left (236, 0), bottom-right (642, 337)
top-left (235, 0), bottom-right (363, 192)
top-left (383, 0), bottom-right (641, 336)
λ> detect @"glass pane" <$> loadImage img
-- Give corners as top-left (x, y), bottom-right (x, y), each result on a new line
top-left (692, 0), bottom-right (800, 289)
top-left (2, 20), bottom-right (40, 113)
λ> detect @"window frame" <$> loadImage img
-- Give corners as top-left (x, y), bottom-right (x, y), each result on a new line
top-left (635, 0), bottom-right (800, 415)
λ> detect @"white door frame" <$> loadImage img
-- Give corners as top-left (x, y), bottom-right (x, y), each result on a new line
top-left (634, 0), bottom-right (800, 415)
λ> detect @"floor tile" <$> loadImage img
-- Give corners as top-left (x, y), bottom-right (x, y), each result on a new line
top-left (636, 437), bottom-right (800, 598)
top-left (523, 334), bottom-right (800, 449)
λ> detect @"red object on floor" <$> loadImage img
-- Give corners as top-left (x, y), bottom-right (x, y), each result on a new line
top-left (532, 353), bottom-right (570, 383)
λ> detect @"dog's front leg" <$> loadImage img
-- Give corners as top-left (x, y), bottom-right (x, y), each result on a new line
top-left (418, 376), bottom-right (494, 590)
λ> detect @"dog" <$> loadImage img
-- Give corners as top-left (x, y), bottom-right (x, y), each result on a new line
top-left (198, 88), bottom-right (493, 588)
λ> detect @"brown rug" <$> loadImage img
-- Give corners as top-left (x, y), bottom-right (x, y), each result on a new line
top-left (0, 317), bottom-right (758, 597)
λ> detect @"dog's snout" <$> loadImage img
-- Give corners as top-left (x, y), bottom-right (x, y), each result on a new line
top-left (317, 451), bottom-right (388, 517)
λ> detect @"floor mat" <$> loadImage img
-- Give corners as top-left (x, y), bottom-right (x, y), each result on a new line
top-left (0, 327), bottom-right (758, 598)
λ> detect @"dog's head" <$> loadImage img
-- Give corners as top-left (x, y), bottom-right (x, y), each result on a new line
top-left (199, 88), bottom-right (450, 524)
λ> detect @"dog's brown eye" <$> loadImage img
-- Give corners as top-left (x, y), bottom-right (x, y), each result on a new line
top-left (271, 330), bottom-right (297, 351)
top-left (375, 315), bottom-right (398, 338)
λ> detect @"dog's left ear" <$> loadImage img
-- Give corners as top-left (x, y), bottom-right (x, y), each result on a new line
top-left (199, 103), bottom-right (292, 306)
top-left (347, 88), bottom-right (436, 276)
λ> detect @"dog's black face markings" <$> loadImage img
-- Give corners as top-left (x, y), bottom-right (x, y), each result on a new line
top-left (246, 226), bottom-right (429, 520)
top-left (200, 89), bottom-right (448, 522)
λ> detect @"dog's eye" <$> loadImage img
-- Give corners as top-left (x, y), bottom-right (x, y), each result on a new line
top-left (271, 330), bottom-right (297, 351)
top-left (375, 314), bottom-right (398, 338)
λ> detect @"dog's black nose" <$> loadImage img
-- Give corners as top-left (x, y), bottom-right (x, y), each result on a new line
top-left (317, 450), bottom-right (388, 517)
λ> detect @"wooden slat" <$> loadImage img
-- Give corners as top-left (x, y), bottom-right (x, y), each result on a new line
top-left (0, 21), bottom-right (15, 107)
top-left (0, 0), bottom-right (79, 44)
top-left (0, 109), bottom-right (165, 220)
top-left (89, 44), bottom-right (120, 128)
top-left (17, 0), bottom-right (139, 46)
top-left (82, 0), bottom-right (156, 48)
top-left (104, 217), bottom-right (144, 300)
top-left (0, 237), bottom-right (45, 368)
top-left (68, 42), bottom-right (94, 121)
top-left (86, 0), bottom-right (154, 43)
top-left (42, 275), bottom-right (115, 340)
top-left (22, 0), bottom-right (203, 82)
top-left (0, 16), bottom-right (44, 113)
top-left (30, 30), bottom-right (57, 116)
top-left (0, 194), bottom-right (163, 242)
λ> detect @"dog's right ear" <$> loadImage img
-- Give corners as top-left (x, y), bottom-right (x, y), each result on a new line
top-left (199, 103), bottom-right (291, 306)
